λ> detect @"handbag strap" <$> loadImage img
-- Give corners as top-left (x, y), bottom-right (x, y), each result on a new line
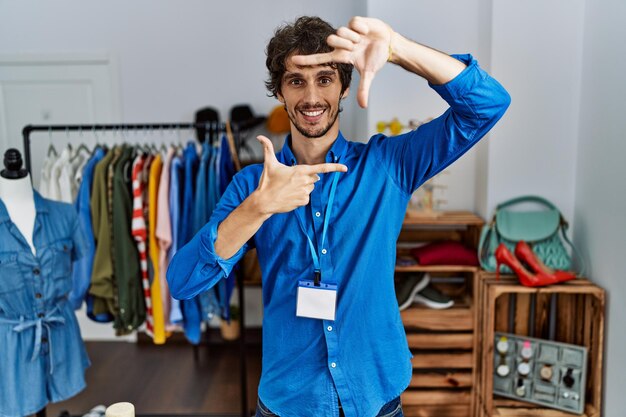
top-left (559, 221), bottom-right (586, 277)
top-left (496, 195), bottom-right (558, 212)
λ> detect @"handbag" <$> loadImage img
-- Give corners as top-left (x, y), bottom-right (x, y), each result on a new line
top-left (478, 195), bottom-right (584, 276)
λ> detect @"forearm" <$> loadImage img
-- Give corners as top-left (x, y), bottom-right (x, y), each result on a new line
top-left (214, 191), bottom-right (270, 259)
top-left (389, 31), bottom-right (466, 85)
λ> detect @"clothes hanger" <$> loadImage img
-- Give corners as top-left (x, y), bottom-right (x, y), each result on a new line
top-left (47, 127), bottom-right (58, 158)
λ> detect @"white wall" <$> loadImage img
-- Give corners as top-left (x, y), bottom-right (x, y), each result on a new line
top-left (574, 0), bottom-right (626, 415)
top-left (0, 0), bottom-right (362, 140)
top-left (486, 0), bottom-right (585, 222)
top-left (367, 0), bottom-right (489, 211)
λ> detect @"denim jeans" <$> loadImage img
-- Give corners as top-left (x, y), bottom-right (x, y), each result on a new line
top-left (255, 396), bottom-right (403, 417)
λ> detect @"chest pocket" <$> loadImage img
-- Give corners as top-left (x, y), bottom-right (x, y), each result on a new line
top-left (50, 239), bottom-right (74, 297)
top-left (0, 252), bottom-right (24, 294)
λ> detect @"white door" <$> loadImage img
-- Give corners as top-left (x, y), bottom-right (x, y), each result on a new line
top-left (0, 54), bottom-right (120, 187)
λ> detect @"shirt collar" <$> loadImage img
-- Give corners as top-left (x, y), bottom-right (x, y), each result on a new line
top-left (278, 131), bottom-right (348, 166)
top-left (0, 189), bottom-right (48, 223)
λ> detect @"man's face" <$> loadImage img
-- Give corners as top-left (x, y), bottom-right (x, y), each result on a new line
top-left (278, 58), bottom-right (347, 139)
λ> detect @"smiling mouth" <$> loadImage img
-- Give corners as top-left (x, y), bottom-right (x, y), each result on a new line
top-left (299, 108), bottom-right (326, 123)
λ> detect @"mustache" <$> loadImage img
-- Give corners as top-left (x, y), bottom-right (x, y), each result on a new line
top-left (295, 104), bottom-right (327, 111)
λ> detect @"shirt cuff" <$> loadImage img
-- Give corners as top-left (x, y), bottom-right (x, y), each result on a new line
top-left (429, 53), bottom-right (486, 102)
top-left (198, 220), bottom-right (246, 279)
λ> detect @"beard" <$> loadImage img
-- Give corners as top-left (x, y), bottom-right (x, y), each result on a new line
top-left (285, 101), bottom-right (340, 139)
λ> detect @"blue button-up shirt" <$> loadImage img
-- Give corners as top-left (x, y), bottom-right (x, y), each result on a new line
top-left (0, 191), bottom-right (90, 417)
top-left (69, 147), bottom-right (105, 310)
top-left (168, 54), bottom-right (510, 417)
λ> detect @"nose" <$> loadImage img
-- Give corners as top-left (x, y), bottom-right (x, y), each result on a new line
top-left (302, 84), bottom-right (322, 105)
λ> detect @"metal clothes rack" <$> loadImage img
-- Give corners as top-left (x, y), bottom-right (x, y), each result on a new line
top-left (22, 122), bottom-right (250, 417)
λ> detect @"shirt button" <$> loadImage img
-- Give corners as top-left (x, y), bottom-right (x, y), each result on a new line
top-left (38, 313), bottom-right (44, 318)
top-left (33, 268), bottom-right (40, 275)
top-left (321, 249), bottom-right (327, 255)
top-left (42, 337), bottom-right (48, 343)
top-left (35, 293), bottom-right (42, 299)
top-left (315, 211), bottom-right (321, 218)
top-left (331, 362), bottom-right (337, 368)
top-left (327, 326), bottom-right (333, 332)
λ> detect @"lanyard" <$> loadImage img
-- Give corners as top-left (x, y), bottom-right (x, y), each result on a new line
top-left (295, 170), bottom-right (341, 286)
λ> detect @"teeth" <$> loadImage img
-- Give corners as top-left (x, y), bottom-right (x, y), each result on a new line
top-left (302, 110), bottom-right (323, 117)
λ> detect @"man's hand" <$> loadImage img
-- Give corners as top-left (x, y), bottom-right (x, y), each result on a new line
top-left (255, 136), bottom-right (348, 215)
top-left (292, 16), bottom-right (393, 109)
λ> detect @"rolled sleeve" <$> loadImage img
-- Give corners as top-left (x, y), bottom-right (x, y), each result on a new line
top-left (370, 53), bottom-right (511, 195)
top-left (197, 220), bottom-right (247, 278)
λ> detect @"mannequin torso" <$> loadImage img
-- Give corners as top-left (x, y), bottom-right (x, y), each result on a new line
top-left (0, 174), bottom-right (36, 254)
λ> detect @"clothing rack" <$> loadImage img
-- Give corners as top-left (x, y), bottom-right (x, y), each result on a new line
top-left (22, 122), bottom-right (250, 417)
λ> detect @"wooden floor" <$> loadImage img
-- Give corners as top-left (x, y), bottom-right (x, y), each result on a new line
top-left (45, 340), bottom-right (262, 417)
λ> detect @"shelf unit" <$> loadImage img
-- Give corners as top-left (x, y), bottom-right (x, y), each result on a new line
top-left (398, 211), bottom-right (484, 417)
top-left (473, 273), bottom-right (605, 417)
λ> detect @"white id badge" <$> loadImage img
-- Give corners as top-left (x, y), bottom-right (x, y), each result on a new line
top-left (296, 280), bottom-right (337, 321)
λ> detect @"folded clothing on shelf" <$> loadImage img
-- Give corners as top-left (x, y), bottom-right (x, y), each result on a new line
top-left (410, 240), bottom-right (479, 266)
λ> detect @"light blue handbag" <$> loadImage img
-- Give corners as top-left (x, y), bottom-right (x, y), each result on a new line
top-left (478, 196), bottom-right (584, 276)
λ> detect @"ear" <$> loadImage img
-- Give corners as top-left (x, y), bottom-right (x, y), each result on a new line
top-left (277, 91), bottom-right (285, 104)
top-left (341, 87), bottom-right (350, 99)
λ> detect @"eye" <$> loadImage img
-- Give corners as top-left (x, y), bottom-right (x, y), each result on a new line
top-left (319, 77), bottom-right (332, 85)
top-left (288, 78), bottom-right (303, 86)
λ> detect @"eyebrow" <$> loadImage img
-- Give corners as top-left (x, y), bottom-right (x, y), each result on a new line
top-left (283, 69), bottom-right (337, 81)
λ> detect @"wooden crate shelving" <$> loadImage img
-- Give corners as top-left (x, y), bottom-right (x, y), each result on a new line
top-left (473, 273), bottom-right (605, 417)
top-left (398, 211), bottom-right (484, 417)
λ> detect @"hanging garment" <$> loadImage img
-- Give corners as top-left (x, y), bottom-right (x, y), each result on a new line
top-left (219, 134), bottom-right (236, 196)
top-left (112, 146), bottom-right (145, 335)
top-left (217, 135), bottom-right (237, 320)
top-left (168, 154), bottom-right (184, 326)
top-left (206, 142), bottom-right (231, 320)
top-left (0, 192), bottom-right (90, 417)
top-left (38, 152), bottom-right (57, 199)
top-left (48, 146), bottom-right (72, 201)
top-left (59, 152), bottom-right (84, 203)
top-left (73, 151), bottom-right (90, 194)
top-left (131, 153), bottom-right (154, 339)
top-left (89, 148), bottom-right (118, 318)
top-left (192, 142), bottom-right (211, 235)
top-left (68, 147), bottom-right (106, 310)
top-left (155, 147), bottom-right (175, 330)
top-left (147, 153), bottom-right (166, 344)
top-left (104, 147), bottom-right (124, 322)
top-left (180, 142), bottom-right (199, 246)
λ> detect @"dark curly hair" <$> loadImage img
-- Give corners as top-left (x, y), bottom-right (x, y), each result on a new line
top-left (265, 16), bottom-right (353, 98)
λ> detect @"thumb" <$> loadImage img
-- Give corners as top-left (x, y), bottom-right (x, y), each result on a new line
top-left (357, 70), bottom-right (376, 108)
top-left (257, 135), bottom-right (279, 168)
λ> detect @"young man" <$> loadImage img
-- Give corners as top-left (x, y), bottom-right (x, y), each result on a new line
top-left (168, 16), bottom-right (510, 417)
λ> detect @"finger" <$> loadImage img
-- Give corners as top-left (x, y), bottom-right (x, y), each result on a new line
top-left (349, 16), bottom-right (370, 36)
top-left (327, 34), bottom-right (354, 52)
top-left (291, 52), bottom-right (335, 67)
top-left (304, 173), bottom-right (321, 185)
top-left (256, 135), bottom-right (279, 167)
top-left (357, 70), bottom-right (376, 108)
top-left (304, 163), bottom-right (348, 174)
top-left (336, 26), bottom-right (361, 44)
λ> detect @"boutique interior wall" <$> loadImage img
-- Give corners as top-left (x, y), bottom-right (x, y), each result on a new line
top-left (1, 1), bottom-right (624, 413)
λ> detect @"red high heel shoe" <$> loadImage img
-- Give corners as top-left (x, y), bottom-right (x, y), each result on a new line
top-left (514, 241), bottom-right (576, 284)
top-left (494, 244), bottom-right (558, 287)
